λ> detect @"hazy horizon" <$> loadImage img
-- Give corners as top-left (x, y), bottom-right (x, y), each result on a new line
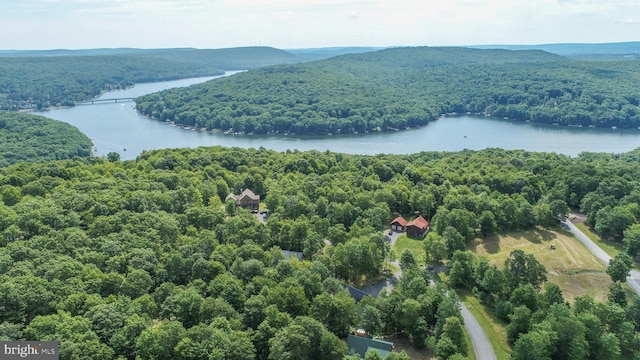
top-left (1, 0), bottom-right (639, 51)
top-left (2, 40), bottom-right (640, 53)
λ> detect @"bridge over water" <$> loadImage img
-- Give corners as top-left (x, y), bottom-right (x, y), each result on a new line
top-left (76, 98), bottom-right (136, 105)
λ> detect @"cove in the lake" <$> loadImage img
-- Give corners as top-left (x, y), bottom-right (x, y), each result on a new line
top-left (39, 74), bottom-right (640, 161)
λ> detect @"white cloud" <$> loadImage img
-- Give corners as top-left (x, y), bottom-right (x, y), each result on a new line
top-left (615, 18), bottom-right (640, 24)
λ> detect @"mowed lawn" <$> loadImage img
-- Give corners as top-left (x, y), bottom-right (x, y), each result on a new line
top-left (470, 227), bottom-right (611, 302)
top-left (393, 234), bottom-right (426, 265)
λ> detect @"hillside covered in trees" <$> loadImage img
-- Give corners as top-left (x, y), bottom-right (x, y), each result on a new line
top-left (135, 46), bottom-right (640, 134)
top-left (1, 145), bottom-right (640, 359)
top-left (0, 47), bottom-right (301, 111)
top-left (0, 112), bottom-right (92, 167)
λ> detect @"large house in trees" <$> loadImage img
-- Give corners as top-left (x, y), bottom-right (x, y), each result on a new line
top-left (226, 188), bottom-right (260, 212)
top-left (406, 215), bottom-right (429, 238)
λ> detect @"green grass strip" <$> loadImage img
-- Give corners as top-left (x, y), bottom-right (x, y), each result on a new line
top-left (462, 323), bottom-right (477, 360)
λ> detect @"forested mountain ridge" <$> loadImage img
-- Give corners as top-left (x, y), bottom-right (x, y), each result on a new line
top-left (0, 46), bottom-right (302, 66)
top-left (135, 46), bottom-right (640, 134)
top-left (136, 46), bottom-right (302, 70)
top-left (0, 112), bottom-right (92, 167)
top-left (1, 145), bottom-right (640, 359)
top-left (0, 47), bottom-right (301, 111)
top-left (0, 55), bottom-right (223, 111)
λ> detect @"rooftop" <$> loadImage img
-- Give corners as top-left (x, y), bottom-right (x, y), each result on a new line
top-left (347, 334), bottom-right (394, 359)
top-left (406, 215), bottom-right (429, 230)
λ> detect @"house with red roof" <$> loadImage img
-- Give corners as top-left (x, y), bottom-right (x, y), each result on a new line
top-left (406, 215), bottom-right (430, 238)
top-left (390, 216), bottom-right (407, 232)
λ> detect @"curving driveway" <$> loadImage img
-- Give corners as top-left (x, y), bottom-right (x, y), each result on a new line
top-left (562, 220), bottom-right (640, 296)
top-left (363, 229), bottom-right (497, 360)
top-left (461, 303), bottom-right (497, 360)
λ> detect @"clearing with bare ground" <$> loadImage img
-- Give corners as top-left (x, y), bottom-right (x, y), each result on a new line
top-left (470, 226), bottom-right (611, 302)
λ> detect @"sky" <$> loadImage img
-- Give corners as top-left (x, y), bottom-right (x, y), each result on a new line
top-left (1, 0), bottom-right (639, 50)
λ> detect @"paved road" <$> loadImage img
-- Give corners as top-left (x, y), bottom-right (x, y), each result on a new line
top-left (364, 229), bottom-right (496, 360)
top-left (460, 303), bottom-right (497, 360)
top-left (563, 220), bottom-right (640, 296)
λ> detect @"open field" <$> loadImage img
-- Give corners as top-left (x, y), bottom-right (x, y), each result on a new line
top-left (470, 227), bottom-right (611, 302)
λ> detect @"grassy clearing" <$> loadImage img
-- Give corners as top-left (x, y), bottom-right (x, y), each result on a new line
top-left (458, 291), bottom-right (510, 360)
top-left (392, 234), bottom-right (426, 264)
top-left (470, 227), bottom-right (611, 303)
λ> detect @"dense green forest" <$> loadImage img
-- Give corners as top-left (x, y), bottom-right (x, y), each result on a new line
top-left (135, 46), bottom-right (640, 134)
top-left (1, 145), bottom-right (639, 359)
top-left (0, 56), bottom-right (222, 111)
top-left (0, 112), bottom-right (92, 167)
top-left (0, 47), bottom-right (305, 111)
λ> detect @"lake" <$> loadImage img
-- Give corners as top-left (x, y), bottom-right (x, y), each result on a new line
top-left (39, 73), bottom-right (640, 160)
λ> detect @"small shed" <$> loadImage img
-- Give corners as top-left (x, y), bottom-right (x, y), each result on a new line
top-left (390, 216), bottom-right (408, 232)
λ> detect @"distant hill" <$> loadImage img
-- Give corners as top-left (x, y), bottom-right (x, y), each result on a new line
top-left (4, 41), bottom-right (639, 58)
top-left (0, 46), bottom-right (304, 69)
top-left (286, 47), bottom-right (385, 61)
top-left (136, 47), bottom-right (640, 134)
top-left (468, 41), bottom-right (640, 56)
top-left (0, 55), bottom-right (224, 111)
top-left (0, 46), bottom-right (312, 110)
top-left (0, 48), bottom-right (162, 57)
top-left (136, 46), bottom-right (302, 70)
top-left (135, 46), bottom-right (640, 134)
top-left (0, 46), bottom-right (382, 62)
top-left (0, 112), bottom-right (92, 167)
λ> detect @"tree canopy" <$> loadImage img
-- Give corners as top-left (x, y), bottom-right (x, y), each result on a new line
top-left (0, 112), bottom-right (92, 167)
top-left (0, 46), bottom-right (309, 111)
top-left (1, 145), bottom-right (640, 359)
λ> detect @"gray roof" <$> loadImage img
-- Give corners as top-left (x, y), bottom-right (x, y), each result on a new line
top-left (347, 334), bottom-right (394, 359)
top-left (226, 188), bottom-right (260, 201)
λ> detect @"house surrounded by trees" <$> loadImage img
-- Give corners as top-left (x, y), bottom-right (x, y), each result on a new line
top-left (390, 215), bottom-right (430, 238)
top-left (406, 215), bottom-right (429, 238)
top-left (226, 188), bottom-right (260, 212)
